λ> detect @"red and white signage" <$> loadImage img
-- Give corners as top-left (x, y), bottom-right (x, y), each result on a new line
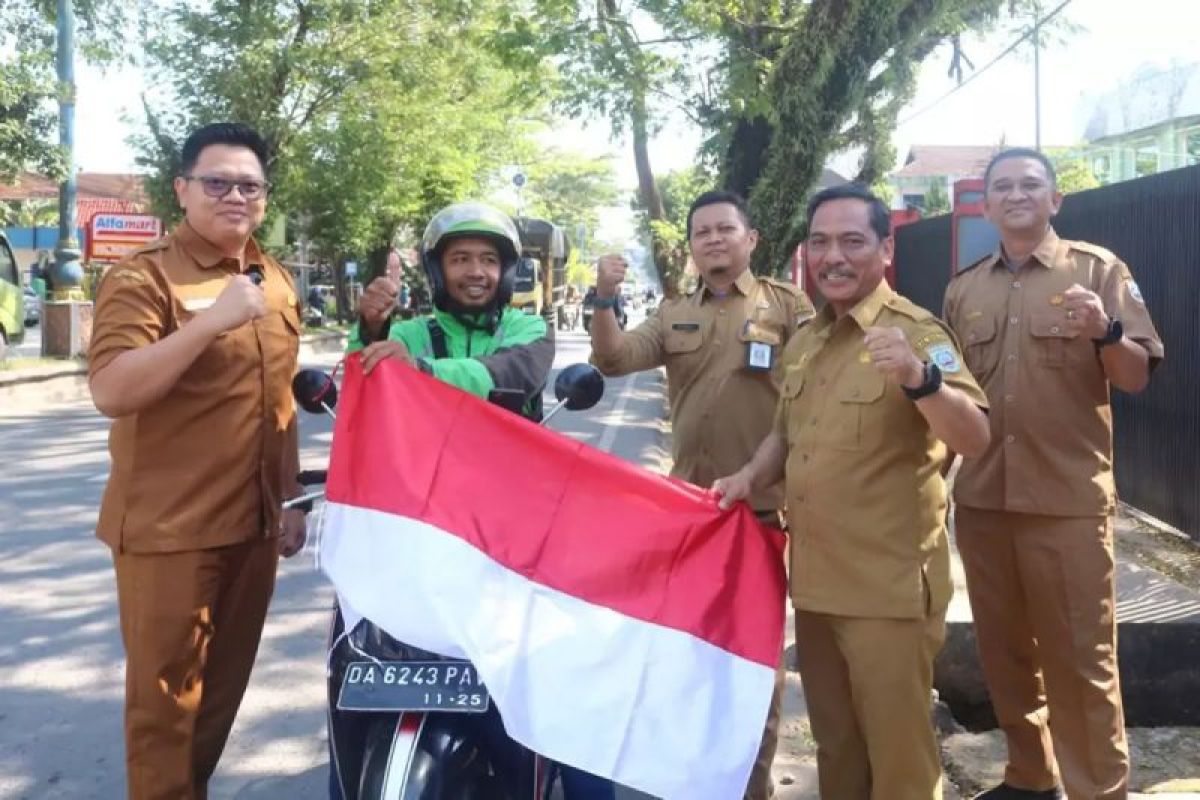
top-left (86, 213), bottom-right (163, 263)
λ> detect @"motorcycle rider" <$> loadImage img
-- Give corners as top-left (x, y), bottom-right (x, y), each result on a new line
top-left (338, 201), bottom-right (615, 799)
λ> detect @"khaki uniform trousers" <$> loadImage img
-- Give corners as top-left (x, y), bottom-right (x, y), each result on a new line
top-left (955, 507), bottom-right (1128, 800)
top-left (794, 609), bottom-right (946, 800)
top-left (114, 538), bottom-right (278, 800)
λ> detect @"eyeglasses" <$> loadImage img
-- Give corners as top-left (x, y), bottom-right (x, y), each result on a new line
top-left (184, 175), bottom-right (270, 200)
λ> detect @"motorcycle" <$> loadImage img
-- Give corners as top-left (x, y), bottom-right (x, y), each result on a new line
top-left (287, 362), bottom-right (607, 800)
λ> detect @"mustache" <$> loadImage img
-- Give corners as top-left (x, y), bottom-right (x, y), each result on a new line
top-left (819, 266), bottom-right (855, 280)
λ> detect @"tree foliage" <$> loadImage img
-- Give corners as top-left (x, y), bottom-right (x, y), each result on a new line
top-left (923, 179), bottom-right (950, 216)
top-left (133, 0), bottom-right (548, 317)
top-left (0, 0), bottom-right (132, 180)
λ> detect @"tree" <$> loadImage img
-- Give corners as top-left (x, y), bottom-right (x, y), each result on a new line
top-left (630, 163), bottom-right (714, 290)
top-left (500, 0), bottom-right (692, 295)
top-left (0, 0), bottom-right (133, 180)
top-left (497, 147), bottom-right (620, 260)
top-left (923, 179), bottom-right (950, 216)
top-left (1050, 153), bottom-right (1100, 194)
top-left (133, 0), bottom-right (546, 319)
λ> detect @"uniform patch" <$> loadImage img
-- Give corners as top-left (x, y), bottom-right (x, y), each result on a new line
top-left (966, 310), bottom-right (983, 320)
top-left (1049, 294), bottom-right (1064, 306)
top-left (1128, 280), bottom-right (1144, 303)
top-left (182, 297), bottom-right (217, 311)
top-left (111, 269), bottom-right (146, 284)
top-left (926, 342), bottom-right (962, 374)
top-left (286, 291), bottom-right (296, 306)
top-left (858, 350), bottom-right (872, 364)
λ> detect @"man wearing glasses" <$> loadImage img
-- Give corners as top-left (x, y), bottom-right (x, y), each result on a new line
top-left (89, 122), bottom-right (305, 799)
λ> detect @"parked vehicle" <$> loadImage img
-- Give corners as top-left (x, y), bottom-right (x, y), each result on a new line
top-left (0, 233), bottom-right (26, 359)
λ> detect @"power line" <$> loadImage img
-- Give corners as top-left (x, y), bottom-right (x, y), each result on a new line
top-left (898, 0), bottom-right (1073, 126)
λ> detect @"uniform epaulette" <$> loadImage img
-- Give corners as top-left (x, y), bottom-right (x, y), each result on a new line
top-left (1066, 239), bottom-right (1118, 264)
top-left (130, 237), bottom-right (170, 256)
top-left (884, 293), bottom-right (935, 323)
top-left (761, 276), bottom-right (802, 296)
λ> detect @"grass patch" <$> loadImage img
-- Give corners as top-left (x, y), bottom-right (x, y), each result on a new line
top-left (0, 356), bottom-right (85, 373)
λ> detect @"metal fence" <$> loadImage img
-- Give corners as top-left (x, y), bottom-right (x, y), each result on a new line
top-left (893, 166), bottom-right (1200, 541)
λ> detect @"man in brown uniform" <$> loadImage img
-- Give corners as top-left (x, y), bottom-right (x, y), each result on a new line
top-left (589, 190), bottom-right (814, 799)
top-left (715, 184), bottom-right (991, 800)
top-left (943, 149), bottom-right (1164, 800)
top-left (89, 123), bottom-right (306, 799)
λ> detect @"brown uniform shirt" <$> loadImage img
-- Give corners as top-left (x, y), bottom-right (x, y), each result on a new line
top-left (591, 269), bottom-right (815, 512)
top-left (90, 222), bottom-right (302, 554)
top-left (776, 282), bottom-right (988, 618)
top-left (943, 227), bottom-right (1164, 517)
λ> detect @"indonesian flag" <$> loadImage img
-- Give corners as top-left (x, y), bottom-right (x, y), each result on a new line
top-left (319, 356), bottom-right (787, 799)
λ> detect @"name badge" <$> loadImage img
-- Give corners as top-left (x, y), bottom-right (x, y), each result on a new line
top-left (671, 322), bottom-right (701, 331)
top-left (747, 341), bottom-right (774, 371)
top-left (182, 297), bottom-right (216, 311)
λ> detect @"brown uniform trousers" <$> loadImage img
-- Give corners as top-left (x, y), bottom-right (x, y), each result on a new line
top-left (945, 228), bottom-right (1164, 800)
top-left (955, 508), bottom-right (1124, 798)
top-left (90, 222), bottom-right (302, 799)
top-left (777, 281), bottom-right (988, 800)
top-left (592, 268), bottom-right (815, 799)
top-left (115, 540), bottom-right (278, 799)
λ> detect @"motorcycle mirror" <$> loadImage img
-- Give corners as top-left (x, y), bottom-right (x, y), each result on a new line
top-left (292, 369), bottom-right (338, 416)
top-left (553, 363), bottom-right (605, 411)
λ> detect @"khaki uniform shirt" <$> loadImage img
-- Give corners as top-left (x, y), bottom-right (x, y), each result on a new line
top-left (776, 282), bottom-right (988, 618)
top-left (591, 269), bottom-right (814, 512)
top-left (943, 227), bottom-right (1164, 517)
top-left (90, 222), bottom-right (302, 553)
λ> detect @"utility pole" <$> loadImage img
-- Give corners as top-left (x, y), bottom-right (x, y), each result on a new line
top-left (44, 0), bottom-right (91, 357)
top-left (1033, 2), bottom-right (1043, 151)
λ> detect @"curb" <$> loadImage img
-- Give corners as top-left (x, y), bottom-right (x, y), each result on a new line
top-left (0, 331), bottom-right (347, 410)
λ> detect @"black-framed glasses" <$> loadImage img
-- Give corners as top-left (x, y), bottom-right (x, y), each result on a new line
top-left (184, 175), bottom-right (270, 200)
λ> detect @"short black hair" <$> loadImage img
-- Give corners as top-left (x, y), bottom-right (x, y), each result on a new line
top-left (983, 147), bottom-right (1057, 190)
top-left (686, 190), bottom-right (753, 238)
top-left (805, 184), bottom-right (891, 241)
top-left (179, 122), bottom-right (271, 177)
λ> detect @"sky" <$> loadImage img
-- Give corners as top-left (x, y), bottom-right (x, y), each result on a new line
top-left (69, 0), bottom-right (1200, 243)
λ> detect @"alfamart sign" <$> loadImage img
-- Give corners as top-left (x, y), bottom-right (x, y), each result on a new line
top-left (86, 213), bottom-right (163, 263)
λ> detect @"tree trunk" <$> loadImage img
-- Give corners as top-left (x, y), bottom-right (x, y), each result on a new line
top-left (629, 85), bottom-right (679, 297)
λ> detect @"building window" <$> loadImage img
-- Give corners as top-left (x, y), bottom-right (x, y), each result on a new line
top-left (1134, 143), bottom-right (1158, 177)
top-left (902, 193), bottom-right (925, 210)
top-left (1187, 129), bottom-right (1200, 164)
top-left (1093, 155), bottom-right (1111, 180)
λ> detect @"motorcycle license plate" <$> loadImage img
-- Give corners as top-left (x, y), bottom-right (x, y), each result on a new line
top-left (337, 660), bottom-right (490, 713)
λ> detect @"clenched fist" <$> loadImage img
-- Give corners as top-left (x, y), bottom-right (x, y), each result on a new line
top-left (1062, 283), bottom-right (1109, 339)
top-left (863, 326), bottom-right (924, 389)
top-left (359, 277), bottom-right (400, 334)
top-left (203, 274), bottom-right (267, 334)
top-left (595, 254), bottom-right (628, 299)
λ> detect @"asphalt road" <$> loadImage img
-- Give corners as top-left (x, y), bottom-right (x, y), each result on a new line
top-left (0, 325), bottom-right (671, 799)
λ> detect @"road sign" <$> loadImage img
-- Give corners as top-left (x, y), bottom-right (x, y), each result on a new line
top-left (512, 172), bottom-right (526, 188)
top-left (86, 213), bottom-right (163, 264)
top-left (345, 261), bottom-right (358, 278)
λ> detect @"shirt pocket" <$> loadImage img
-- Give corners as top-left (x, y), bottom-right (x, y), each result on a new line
top-left (1029, 310), bottom-right (1074, 368)
top-left (664, 320), bottom-right (706, 354)
top-left (831, 369), bottom-right (887, 451)
top-left (960, 315), bottom-right (999, 377)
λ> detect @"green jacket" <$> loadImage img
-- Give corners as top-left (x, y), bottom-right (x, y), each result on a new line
top-left (348, 308), bottom-right (554, 413)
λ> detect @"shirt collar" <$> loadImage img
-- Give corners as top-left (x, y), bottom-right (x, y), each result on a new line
top-left (811, 280), bottom-right (894, 336)
top-left (176, 220), bottom-right (264, 270)
top-left (990, 226), bottom-right (1061, 272)
top-left (698, 267), bottom-right (756, 302)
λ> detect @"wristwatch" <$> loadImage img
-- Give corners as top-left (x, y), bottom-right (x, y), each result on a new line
top-left (592, 294), bottom-right (619, 311)
top-left (902, 362), bottom-right (943, 401)
top-left (1092, 318), bottom-right (1123, 349)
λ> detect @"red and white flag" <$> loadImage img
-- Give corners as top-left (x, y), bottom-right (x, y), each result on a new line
top-left (320, 357), bottom-right (787, 799)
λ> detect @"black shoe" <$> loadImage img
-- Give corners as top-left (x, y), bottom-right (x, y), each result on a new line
top-left (972, 784), bottom-right (1063, 800)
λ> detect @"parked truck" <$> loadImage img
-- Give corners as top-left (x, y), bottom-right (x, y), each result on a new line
top-left (511, 216), bottom-right (570, 328)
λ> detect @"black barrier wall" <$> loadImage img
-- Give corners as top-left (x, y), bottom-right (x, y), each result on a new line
top-left (892, 165), bottom-right (1200, 541)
